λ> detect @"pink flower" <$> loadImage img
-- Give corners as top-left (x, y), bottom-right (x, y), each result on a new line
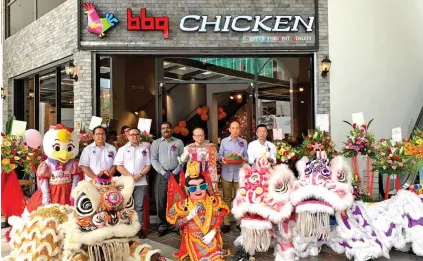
top-left (399, 162), bottom-right (403, 167)
top-left (383, 166), bottom-right (387, 170)
top-left (367, 150), bottom-right (371, 153)
top-left (392, 166), bottom-right (397, 170)
top-left (388, 160), bottom-right (392, 164)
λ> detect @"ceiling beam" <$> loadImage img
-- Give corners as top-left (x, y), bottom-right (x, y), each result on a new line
top-left (164, 58), bottom-right (290, 87)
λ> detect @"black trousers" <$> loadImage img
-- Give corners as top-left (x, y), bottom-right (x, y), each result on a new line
top-left (155, 172), bottom-right (171, 231)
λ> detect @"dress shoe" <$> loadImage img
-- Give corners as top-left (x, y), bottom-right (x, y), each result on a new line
top-left (158, 230), bottom-right (167, 237)
top-left (221, 224), bottom-right (230, 234)
top-left (138, 230), bottom-right (146, 239)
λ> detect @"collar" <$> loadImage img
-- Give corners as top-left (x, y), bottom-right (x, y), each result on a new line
top-left (89, 142), bottom-right (107, 149)
top-left (125, 142), bottom-right (140, 148)
top-left (161, 136), bottom-right (175, 141)
top-left (228, 136), bottom-right (242, 143)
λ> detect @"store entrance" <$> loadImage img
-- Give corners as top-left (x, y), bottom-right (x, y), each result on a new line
top-left (96, 54), bottom-right (315, 220)
top-left (156, 56), bottom-right (314, 145)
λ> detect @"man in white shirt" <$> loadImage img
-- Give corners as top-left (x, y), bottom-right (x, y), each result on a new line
top-left (79, 126), bottom-right (117, 181)
top-left (114, 127), bottom-right (151, 239)
top-left (247, 124), bottom-right (277, 166)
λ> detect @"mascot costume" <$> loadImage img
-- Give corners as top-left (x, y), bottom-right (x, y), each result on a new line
top-left (5, 174), bottom-right (165, 261)
top-left (167, 161), bottom-right (229, 261)
top-left (26, 124), bottom-right (82, 212)
top-left (231, 153), bottom-right (423, 261)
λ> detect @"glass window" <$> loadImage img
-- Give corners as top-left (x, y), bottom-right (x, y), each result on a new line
top-left (61, 65), bottom-right (74, 128)
top-left (99, 57), bottom-right (112, 123)
top-left (8, 0), bottom-right (35, 36)
top-left (23, 78), bottom-right (35, 129)
top-left (37, 0), bottom-right (66, 18)
top-left (39, 70), bottom-right (57, 135)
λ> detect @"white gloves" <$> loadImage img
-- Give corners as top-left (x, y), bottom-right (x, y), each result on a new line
top-left (186, 205), bottom-right (200, 221)
top-left (40, 179), bottom-right (51, 206)
top-left (202, 229), bottom-right (216, 245)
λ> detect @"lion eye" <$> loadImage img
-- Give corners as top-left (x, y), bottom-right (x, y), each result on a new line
top-left (76, 193), bottom-right (95, 217)
top-left (337, 171), bottom-right (346, 183)
top-left (274, 182), bottom-right (288, 193)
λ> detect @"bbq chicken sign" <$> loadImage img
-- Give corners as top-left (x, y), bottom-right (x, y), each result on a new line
top-left (125, 8), bottom-right (314, 39)
top-left (180, 14), bottom-right (315, 33)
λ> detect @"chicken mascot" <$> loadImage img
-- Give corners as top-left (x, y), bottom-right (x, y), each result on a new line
top-left (26, 124), bottom-right (82, 212)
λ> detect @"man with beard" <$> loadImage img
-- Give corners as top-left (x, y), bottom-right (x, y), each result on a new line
top-left (151, 122), bottom-right (184, 237)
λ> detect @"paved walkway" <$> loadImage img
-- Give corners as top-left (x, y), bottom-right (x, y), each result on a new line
top-left (1, 225), bottom-right (421, 261)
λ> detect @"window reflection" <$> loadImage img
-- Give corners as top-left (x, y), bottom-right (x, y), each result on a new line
top-left (99, 57), bottom-right (112, 123)
top-left (39, 70), bottom-right (57, 135)
top-left (23, 78), bottom-right (35, 129)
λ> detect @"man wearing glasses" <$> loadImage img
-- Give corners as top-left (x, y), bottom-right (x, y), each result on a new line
top-left (151, 122), bottom-right (184, 237)
top-left (181, 128), bottom-right (219, 192)
top-left (114, 127), bottom-right (151, 239)
top-left (247, 124), bottom-right (277, 166)
top-left (79, 126), bottom-right (117, 181)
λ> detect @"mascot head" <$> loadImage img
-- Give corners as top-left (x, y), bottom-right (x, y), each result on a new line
top-left (43, 124), bottom-right (79, 163)
top-left (232, 158), bottom-right (296, 255)
top-left (290, 151), bottom-right (353, 240)
top-left (66, 174), bottom-right (142, 259)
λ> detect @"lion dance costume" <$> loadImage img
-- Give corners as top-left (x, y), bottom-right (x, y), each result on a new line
top-left (5, 174), bottom-right (165, 261)
top-left (232, 153), bottom-right (423, 261)
top-left (26, 124), bottom-right (83, 212)
top-left (167, 161), bottom-right (230, 261)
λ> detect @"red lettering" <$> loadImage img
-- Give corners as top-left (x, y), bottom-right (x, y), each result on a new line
top-left (126, 8), bottom-right (169, 39)
top-left (140, 8), bottom-right (155, 30)
top-left (155, 17), bottom-right (169, 39)
top-left (127, 9), bottom-right (140, 30)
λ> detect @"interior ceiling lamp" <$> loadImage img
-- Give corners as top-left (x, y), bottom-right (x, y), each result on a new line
top-left (320, 56), bottom-right (332, 78)
top-left (29, 89), bottom-right (34, 99)
top-left (65, 62), bottom-right (80, 82)
top-left (1, 87), bottom-right (7, 100)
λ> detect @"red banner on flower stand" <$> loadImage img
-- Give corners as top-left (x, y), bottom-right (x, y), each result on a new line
top-left (1, 170), bottom-right (26, 218)
top-left (384, 174), bottom-right (401, 200)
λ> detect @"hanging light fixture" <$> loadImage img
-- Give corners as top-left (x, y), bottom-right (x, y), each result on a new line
top-left (29, 89), bottom-right (34, 99)
top-left (1, 87), bottom-right (7, 100)
top-left (65, 62), bottom-right (79, 82)
top-left (320, 56), bottom-right (332, 78)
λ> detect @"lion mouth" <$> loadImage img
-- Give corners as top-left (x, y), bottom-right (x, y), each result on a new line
top-left (297, 198), bottom-right (333, 208)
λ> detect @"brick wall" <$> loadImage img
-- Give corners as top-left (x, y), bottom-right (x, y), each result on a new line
top-left (316, 0), bottom-right (330, 116)
top-left (2, 0), bottom-right (79, 128)
top-left (73, 51), bottom-right (93, 128)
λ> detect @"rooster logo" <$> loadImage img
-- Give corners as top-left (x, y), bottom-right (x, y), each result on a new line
top-left (83, 2), bottom-right (118, 38)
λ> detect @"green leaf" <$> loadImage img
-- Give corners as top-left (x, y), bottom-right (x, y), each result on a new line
top-left (343, 120), bottom-right (353, 127)
top-left (5, 116), bottom-right (15, 136)
top-left (367, 119), bottom-right (374, 128)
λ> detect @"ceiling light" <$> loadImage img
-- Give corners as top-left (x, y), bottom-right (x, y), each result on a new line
top-left (301, 101), bottom-right (304, 103)
top-left (237, 94), bottom-right (242, 99)
top-left (179, 67), bottom-right (186, 70)
top-left (289, 90), bottom-right (293, 93)
top-left (230, 95), bottom-right (234, 99)
top-left (202, 71), bottom-right (213, 75)
top-left (164, 62), bottom-right (170, 66)
top-left (299, 88), bottom-right (304, 92)
top-left (134, 112), bottom-right (139, 115)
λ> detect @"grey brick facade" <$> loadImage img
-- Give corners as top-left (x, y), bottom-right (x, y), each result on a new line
top-left (3, 0), bottom-right (330, 131)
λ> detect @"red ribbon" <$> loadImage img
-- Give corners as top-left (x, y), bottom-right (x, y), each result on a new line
top-left (366, 157), bottom-right (375, 197)
top-left (351, 156), bottom-right (361, 184)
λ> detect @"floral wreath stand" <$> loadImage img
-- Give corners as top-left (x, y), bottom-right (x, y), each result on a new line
top-left (351, 155), bottom-right (376, 197)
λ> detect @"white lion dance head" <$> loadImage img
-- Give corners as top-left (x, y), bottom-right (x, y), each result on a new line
top-left (290, 151), bottom-right (354, 241)
top-left (232, 159), bottom-right (296, 255)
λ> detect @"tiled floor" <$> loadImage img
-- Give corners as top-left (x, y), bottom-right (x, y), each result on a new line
top-left (143, 224), bottom-right (422, 261)
top-left (2, 225), bottom-right (421, 261)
